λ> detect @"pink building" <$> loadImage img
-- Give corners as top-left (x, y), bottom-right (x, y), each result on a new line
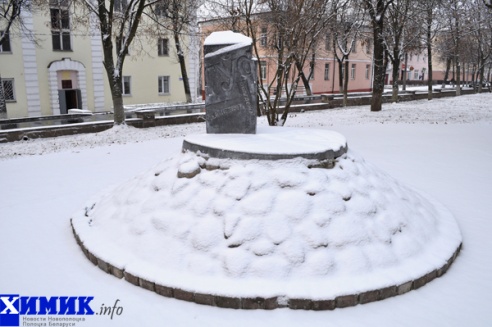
top-left (199, 20), bottom-right (373, 97)
top-left (386, 52), bottom-right (429, 85)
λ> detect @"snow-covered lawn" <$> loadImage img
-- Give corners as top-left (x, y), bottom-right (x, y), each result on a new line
top-left (1, 93), bottom-right (492, 326)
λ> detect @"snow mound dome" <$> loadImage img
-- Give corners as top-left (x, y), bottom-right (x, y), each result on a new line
top-left (71, 148), bottom-right (462, 308)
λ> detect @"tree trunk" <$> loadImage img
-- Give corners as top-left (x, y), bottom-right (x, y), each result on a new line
top-left (443, 58), bottom-right (451, 88)
top-left (173, 30), bottom-right (192, 103)
top-left (391, 55), bottom-right (400, 102)
top-left (101, 42), bottom-right (125, 125)
top-left (295, 53), bottom-right (314, 96)
top-left (338, 60), bottom-right (344, 93)
top-left (112, 89), bottom-right (125, 125)
top-left (108, 68), bottom-right (125, 125)
top-left (456, 59), bottom-right (461, 96)
top-left (0, 75), bottom-right (6, 114)
top-left (371, 21), bottom-right (386, 111)
top-left (455, 7), bottom-right (461, 96)
top-left (426, 8), bottom-right (433, 100)
top-left (343, 61), bottom-right (349, 107)
top-left (402, 53), bottom-right (408, 91)
top-left (478, 61), bottom-right (484, 93)
top-left (295, 59), bottom-right (311, 96)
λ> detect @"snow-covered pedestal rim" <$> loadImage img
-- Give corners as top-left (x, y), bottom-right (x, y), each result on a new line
top-left (182, 126), bottom-right (348, 161)
top-left (70, 197), bottom-right (462, 310)
top-left (71, 217), bottom-right (461, 309)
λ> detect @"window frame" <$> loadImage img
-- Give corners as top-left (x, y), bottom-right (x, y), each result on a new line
top-left (260, 27), bottom-right (268, 47)
top-left (350, 63), bottom-right (356, 80)
top-left (1, 78), bottom-right (16, 102)
top-left (114, 0), bottom-right (128, 13)
top-left (158, 75), bottom-right (170, 95)
top-left (50, 2), bottom-right (72, 51)
top-left (158, 38), bottom-right (169, 56)
top-left (365, 39), bottom-right (372, 54)
top-left (324, 63), bottom-right (330, 81)
top-left (260, 61), bottom-right (267, 80)
top-left (122, 76), bottom-right (132, 96)
top-left (0, 31), bottom-right (12, 53)
top-left (365, 64), bottom-right (370, 79)
top-left (325, 34), bottom-right (331, 51)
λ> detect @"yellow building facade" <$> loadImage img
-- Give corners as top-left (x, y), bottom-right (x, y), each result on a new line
top-left (0, 2), bottom-right (199, 119)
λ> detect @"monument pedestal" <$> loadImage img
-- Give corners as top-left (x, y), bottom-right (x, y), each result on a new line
top-left (182, 126), bottom-right (348, 163)
top-left (70, 29), bottom-right (462, 311)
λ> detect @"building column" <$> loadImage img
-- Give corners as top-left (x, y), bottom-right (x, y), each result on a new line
top-left (20, 10), bottom-right (41, 117)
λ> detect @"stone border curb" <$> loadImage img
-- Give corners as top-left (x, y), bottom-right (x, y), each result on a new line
top-left (182, 139), bottom-right (348, 162)
top-left (71, 219), bottom-right (462, 310)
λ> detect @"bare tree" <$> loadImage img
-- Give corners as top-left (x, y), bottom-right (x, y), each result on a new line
top-left (383, 0), bottom-right (415, 102)
top-left (258, 0), bottom-right (332, 125)
top-left (329, 0), bottom-right (363, 107)
top-left (468, 0), bottom-right (492, 92)
top-left (418, 0), bottom-right (444, 100)
top-left (441, 0), bottom-right (472, 96)
top-left (0, 0), bottom-right (29, 46)
top-left (436, 30), bottom-right (454, 87)
top-left (75, 0), bottom-right (156, 125)
top-left (148, 0), bottom-right (200, 103)
top-left (362, 0), bottom-right (394, 111)
top-left (206, 0), bottom-right (332, 126)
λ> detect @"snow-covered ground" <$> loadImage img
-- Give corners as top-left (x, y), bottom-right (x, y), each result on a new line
top-left (1, 93), bottom-right (492, 326)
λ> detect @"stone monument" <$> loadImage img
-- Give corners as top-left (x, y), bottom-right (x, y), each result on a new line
top-left (70, 30), bottom-right (462, 311)
top-left (203, 31), bottom-right (257, 134)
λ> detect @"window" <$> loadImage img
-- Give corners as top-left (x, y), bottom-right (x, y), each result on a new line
top-left (365, 39), bottom-right (371, 54)
top-left (122, 76), bottom-right (131, 95)
top-left (61, 80), bottom-right (72, 89)
top-left (158, 38), bottom-right (169, 56)
top-left (351, 64), bottom-right (356, 80)
top-left (365, 64), bottom-right (370, 79)
top-left (324, 63), bottom-right (330, 80)
top-left (325, 34), bottom-right (331, 51)
top-left (50, 1), bottom-right (71, 51)
top-left (158, 76), bottom-right (170, 94)
top-left (154, 2), bottom-right (166, 16)
top-left (260, 61), bottom-right (267, 80)
top-left (260, 27), bottom-right (267, 47)
top-left (351, 38), bottom-right (357, 53)
top-left (1, 78), bottom-right (15, 101)
top-left (114, 0), bottom-right (128, 13)
top-left (414, 70), bottom-right (419, 79)
top-left (275, 34), bottom-right (283, 49)
top-left (0, 31), bottom-right (11, 52)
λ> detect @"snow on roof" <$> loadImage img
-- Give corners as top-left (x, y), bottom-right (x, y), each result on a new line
top-left (204, 30), bottom-right (252, 46)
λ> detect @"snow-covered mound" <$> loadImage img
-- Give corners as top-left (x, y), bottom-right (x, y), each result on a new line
top-left (71, 149), bottom-right (462, 301)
